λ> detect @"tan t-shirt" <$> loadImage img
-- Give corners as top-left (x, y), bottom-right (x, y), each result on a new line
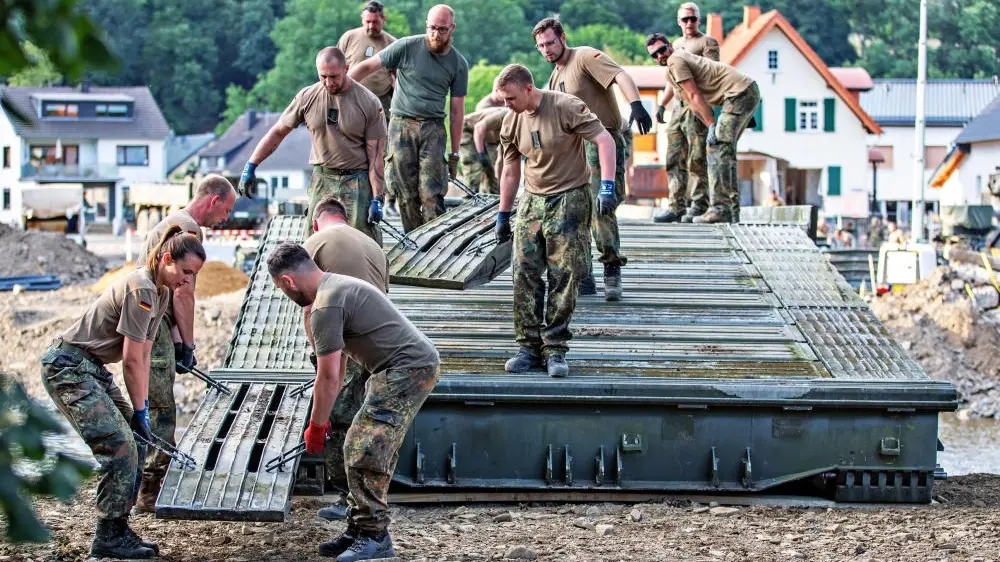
top-left (666, 50), bottom-right (754, 106)
top-left (475, 94), bottom-right (505, 112)
top-left (310, 273), bottom-right (439, 373)
top-left (136, 209), bottom-right (203, 265)
top-left (304, 224), bottom-right (390, 294)
top-left (500, 90), bottom-right (605, 196)
top-left (462, 107), bottom-right (505, 135)
top-left (673, 33), bottom-right (720, 61)
top-left (279, 81), bottom-right (387, 169)
top-left (547, 46), bottom-right (624, 131)
top-left (479, 108), bottom-right (508, 144)
top-left (61, 268), bottom-right (169, 365)
top-left (337, 27), bottom-right (397, 97)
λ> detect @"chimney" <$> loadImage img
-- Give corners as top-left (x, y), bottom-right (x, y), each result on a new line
top-left (743, 5), bottom-right (761, 29)
top-left (247, 109), bottom-right (258, 130)
top-left (706, 13), bottom-right (724, 43)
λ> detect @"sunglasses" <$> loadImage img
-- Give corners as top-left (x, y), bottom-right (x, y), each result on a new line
top-left (680, 16), bottom-right (698, 23)
top-left (650, 45), bottom-right (669, 59)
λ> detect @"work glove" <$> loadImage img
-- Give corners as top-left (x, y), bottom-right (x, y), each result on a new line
top-left (495, 211), bottom-right (512, 244)
top-left (629, 101), bottom-right (653, 134)
top-left (308, 351), bottom-right (317, 372)
top-left (656, 105), bottom-right (666, 124)
top-left (706, 124), bottom-right (719, 147)
top-left (447, 152), bottom-right (460, 180)
top-left (174, 342), bottom-right (197, 373)
top-left (131, 402), bottom-right (152, 443)
top-left (597, 180), bottom-right (618, 216)
top-left (303, 421), bottom-right (329, 454)
top-left (237, 162), bottom-right (258, 198)
top-left (368, 195), bottom-right (384, 225)
top-left (476, 151), bottom-right (491, 167)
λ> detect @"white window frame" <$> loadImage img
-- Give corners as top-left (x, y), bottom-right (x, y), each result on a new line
top-left (767, 50), bottom-right (778, 70)
top-left (798, 100), bottom-right (820, 132)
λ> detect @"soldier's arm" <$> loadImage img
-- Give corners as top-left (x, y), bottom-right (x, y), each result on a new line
top-left (122, 336), bottom-right (150, 409)
top-left (303, 305), bottom-right (315, 349)
top-left (660, 85), bottom-right (675, 109)
top-left (349, 56), bottom-right (383, 83)
top-left (612, 70), bottom-right (642, 103)
top-left (704, 39), bottom-right (721, 62)
top-left (449, 96), bottom-right (465, 155)
top-left (679, 80), bottom-right (715, 126)
top-left (473, 120), bottom-right (489, 153)
top-left (172, 283), bottom-right (196, 348)
top-left (310, 350), bottom-right (346, 426)
top-left (587, 129), bottom-right (616, 182)
top-left (499, 155), bottom-right (520, 212)
top-left (365, 138), bottom-right (385, 198)
top-left (248, 121), bottom-right (294, 165)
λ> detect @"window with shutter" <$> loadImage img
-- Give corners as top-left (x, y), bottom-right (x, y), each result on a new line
top-left (827, 166), bottom-right (842, 196)
top-left (823, 98), bottom-right (835, 131)
top-left (753, 100), bottom-right (763, 132)
top-left (784, 98), bottom-right (796, 131)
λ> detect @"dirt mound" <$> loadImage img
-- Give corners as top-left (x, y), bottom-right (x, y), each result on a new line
top-left (90, 262), bottom-right (137, 293)
top-left (0, 223), bottom-right (107, 284)
top-left (195, 261), bottom-right (249, 298)
top-left (871, 264), bottom-right (1000, 417)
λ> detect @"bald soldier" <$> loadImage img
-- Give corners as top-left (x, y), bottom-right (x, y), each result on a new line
top-left (349, 4), bottom-right (469, 233)
top-left (652, 2), bottom-right (720, 223)
top-left (239, 47), bottom-right (387, 241)
top-left (460, 107), bottom-right (507, 194)
top-left (494, 64), bottom-right (616, 378)
top-left (134, 174), bottom-right (236, 512)
top-left (647, 35), bottom-right (760, 223)
top-left (534, 17), bottom-right (652, 302)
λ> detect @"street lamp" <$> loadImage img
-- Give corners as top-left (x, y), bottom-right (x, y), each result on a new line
top-left (868, 147), bottom-right (885, 219)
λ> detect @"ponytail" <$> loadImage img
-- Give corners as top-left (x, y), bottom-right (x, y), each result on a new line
top-left (146, 225), bottom-right (207, 278)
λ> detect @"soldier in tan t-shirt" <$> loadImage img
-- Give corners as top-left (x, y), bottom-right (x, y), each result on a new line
top-left (459, 107), bottom-right (506, 194)
top-left (337, 1), bottom-right (397, 118)
top-left (238, 47), bottom-right (388, 243)
top-left (267, 242), bottom-right (438, 559)
top-left (39, 227), bottom-right (206, 559)
top-left (533, 18), bottom-right (652, 302)
top-left (650, 35), bottom-right (760, 224)
top-left (494, 64), bottom-right (615, 379)
top-left (133, 174), bottom-right (235, 513)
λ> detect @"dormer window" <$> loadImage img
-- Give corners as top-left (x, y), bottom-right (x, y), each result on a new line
top-left (768, 50), bottom-right (779, 70)
top-left (96, 103), bottom-right (129, 118)
top-left (43, 103), bottom-right (79, 118)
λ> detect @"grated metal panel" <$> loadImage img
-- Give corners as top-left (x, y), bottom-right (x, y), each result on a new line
top-left (748, 251), bottom-right (867, 309)
top-left (730, 224), bottom-right (821, 252)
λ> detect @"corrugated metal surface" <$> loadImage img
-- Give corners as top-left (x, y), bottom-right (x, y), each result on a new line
top-left (824, 248), bottom-right (879, 289)
top-left (859, 79), bottom-right (1000, 127)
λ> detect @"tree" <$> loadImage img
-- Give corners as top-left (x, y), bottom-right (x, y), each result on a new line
top-left (464, 61), bottom-right (505, 113)
top-left (566, 24), bottom-right (650, 65)
top-left (234, 0), bottom-right (279, 81)
top-left (424, 0), bottom-right (528, 66)
top-left (6, 42), bottom-right (63, 86)
top-left (557, 0), bottom-right (623, 29)
top-left (76, 0), bottom-right (149, 85)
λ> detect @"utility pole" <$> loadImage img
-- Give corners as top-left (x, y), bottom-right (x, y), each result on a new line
top-left (910, 0), bottom-right (928, 241)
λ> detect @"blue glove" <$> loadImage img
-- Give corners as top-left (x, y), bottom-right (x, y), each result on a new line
top-left (237, 162), bottom-right (258, 197)
top-left (706, 124), bottom-right (718, 147)
top-left (368, 195), bottom-right (384, 224)
top-left (130, 402), bottom-right (151, 441)
top-left (495, 211), bottom-right (512, 243)
top-left (597, 180), bottom-right (617, 216)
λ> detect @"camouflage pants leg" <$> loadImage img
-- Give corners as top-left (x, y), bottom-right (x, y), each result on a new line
top-left (40, 345), bottom-right (142, 520)
top-left (379, 91), bottom-right (395, 201)
top-left (459, 131), bottom-right (481, 193)
top-left (324, 360), bottom-right (371, 491)
top-left (142, 320), bottom-right (176, 489)
top-left (584, 129), bottom-right (628, 267)
top-left (512, 186), bottom-right (592, 356)
top-left (306, 168), bottom-right (383, 245)
top-left (708, 82), bottom-right (760, 221)
top-left (483, 143), bottom-right (500, 194)
top-left (664, 107), bottom-right (690, 213)
top-left (344, 364), bottom-right (440, 533)
top-left (685, 110), bottom-right (710, 214)
top-left (386, 116), bottom-right (447, 233)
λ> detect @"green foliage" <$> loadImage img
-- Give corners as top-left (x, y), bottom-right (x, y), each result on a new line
top-left (508, 50), bottom-right (553, 90)
top-left (0, 375), bottom-right (93, 543)
top-left (7, 42), bottom-right (63, 86)
top-left (424, 0), bottom-right (528, 66)
top-left (465, 61), bottom-right (505, 113)
top-left (558, 0), bottom-right (623, 28)
top-left (566, 24), bottom-right (650, 65)
top-left (382, 7), bottom-right (413, 38)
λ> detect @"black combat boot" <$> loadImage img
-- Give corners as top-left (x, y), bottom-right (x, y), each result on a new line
top-left (546, 353), bottom-right (569, 378)
top-left (90, 517), bottom-right (155, 559)
top-left (123, 519), bottom-right (160, 555)
top-left (505, 346), bottom-right (544, 373)
top-left (653, 208), bottom-right (684, 223)
top-left (335, 529), bottom-right (396, 562)
top-left (603, 263), bottom-right (622, 302)
top-left (319, 523), bottom-right (358, 557)
top-left (578, 272), bottom-right (597, 296)
top-left (317, 502), bottom-right (349, 521)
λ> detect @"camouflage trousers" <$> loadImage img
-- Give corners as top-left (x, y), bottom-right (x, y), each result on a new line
top-left (584, 128), bottom-right (628, 267)
top-left (141, 320), bottom-right (176, 490)
top-left (708, 82), bottom-right (760, 221)
top-left (40, 340), bottom-right (145, 520)
top-left (665, 105), bottom-right (710, 214)
top-left (306, 166), bottom-right (383, 246)
top-left (386, 116), bottom-right (448, 232)
top-left (344, 364), bottom-right (440, 533)
top-left (459, 135), bottom-right (500, 195)
top-left (324, 359), bottom-right (371, 490)
top-left (378, 90), bottom-right (395, 201)
top-left (513, 185), bottom-right (592, 355)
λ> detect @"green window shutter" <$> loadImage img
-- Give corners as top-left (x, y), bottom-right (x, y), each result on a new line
top-left (827, 166), bottom-right (842, 196)
top-left (753, 100), bottom-right (763, 131)
top-left (784, 98), bottom-right (797, 131)
top-left (823, 98), bottom-right (836, 131)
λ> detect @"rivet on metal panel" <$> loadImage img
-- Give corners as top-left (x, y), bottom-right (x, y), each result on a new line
top-left (595, 446), bottom-right (605, 486)
top-left (615, 447), bottom-right (624, 486)
top-left (415, 441), bottom-right (425, 484)
top-left (709, 447), bottom-right (720, 487)
top-left (447, 443), bottom-right (457, 484)
top-left (741, 448), bottom-right (753, 488)
top-left (545, 445), bottom-right (553, 485)
top-left (621, 433), bottom-right (643, 453)
top-left (879, 437), bottom-right (901, 457)
top-left (564, 446), bottom-right (573, 486)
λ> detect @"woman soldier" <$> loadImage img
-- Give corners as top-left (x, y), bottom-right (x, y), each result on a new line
top-left (40, 225), bottom-right (206, 559)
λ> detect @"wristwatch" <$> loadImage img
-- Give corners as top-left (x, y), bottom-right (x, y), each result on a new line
top-left (448, 152), bottom-right (460, 159)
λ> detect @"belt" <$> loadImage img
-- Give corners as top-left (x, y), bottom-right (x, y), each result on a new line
top-left (395, 115), bottom-right (444, 122)
top-left (314, 165), bottom-right (367, 176)
top-left (54, 338), bottom-right (102, 367)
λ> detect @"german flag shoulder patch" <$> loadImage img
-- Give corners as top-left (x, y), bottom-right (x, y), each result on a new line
top-left (138, 300), bottom-right (152, 312)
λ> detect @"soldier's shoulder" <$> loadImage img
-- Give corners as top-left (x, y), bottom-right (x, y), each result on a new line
top-left (705, 35), bottom-right (720, 47)
top-left (124, 268), bottom-right (157, 294)
top-left (295, 81), bottom-right (325, 101)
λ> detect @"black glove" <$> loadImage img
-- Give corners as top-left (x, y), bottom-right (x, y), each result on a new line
top-left (174, 342), bottom-right (197, 373)
top-left (656, 105), bottom-right (666, 124)
top-left (476, 151), bottom-right (491, 166)
top-left (130, 404), bottom-right (152, 443)
top-left (368, 195), bottom-right (384, 225)
top-left (237, 162), bottom-right (257, 198)
top-left (309, 352), bottom-right (317, 372)
top-left (495, 211), bottom-right (512, 244)
top-left (629, 101), bottom-right (653, 135)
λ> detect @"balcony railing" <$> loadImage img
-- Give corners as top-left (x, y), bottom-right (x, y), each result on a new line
top-left (21, 162), bottom-right (120, 180)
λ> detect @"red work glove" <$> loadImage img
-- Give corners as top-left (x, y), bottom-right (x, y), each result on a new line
top-left (303, 421), bottom-right (329, 454)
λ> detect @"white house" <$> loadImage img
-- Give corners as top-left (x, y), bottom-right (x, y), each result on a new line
top-left (859, 79), bottom-right (1000, 225)
top-left (0, 85), bottom-right (171, 230)
top-left (928, 95), bottom-right (1000, 207)
top-left (197, 110), bottom-right (310, 203)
